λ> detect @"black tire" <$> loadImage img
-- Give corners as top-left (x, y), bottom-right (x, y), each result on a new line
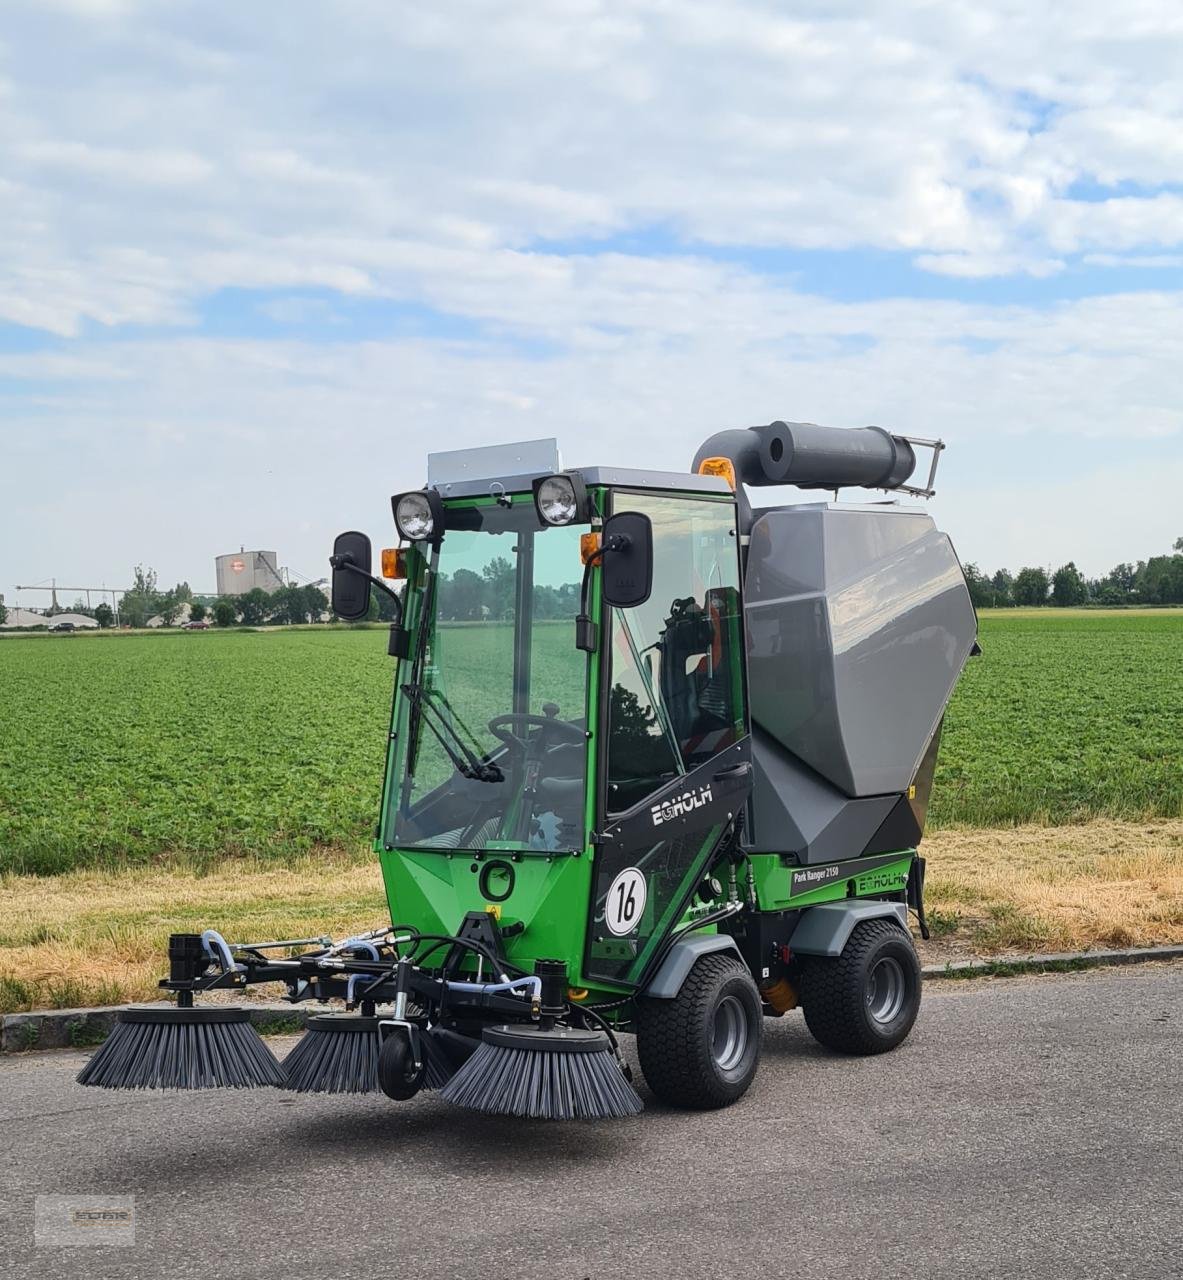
top-left (636, 953), bottom-right (763, 1109)
top-left (800, 919), bottom-right (921, 1055)
top-left (377, 1029), bottom-right (425, 1100)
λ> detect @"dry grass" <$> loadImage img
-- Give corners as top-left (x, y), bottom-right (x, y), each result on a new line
top-left (0, 851), bottom-right (385, 1013)
top-left (1, 821), bottom-right (1180, 1012)
top-left (924, 819), bottom-right (1183, 954)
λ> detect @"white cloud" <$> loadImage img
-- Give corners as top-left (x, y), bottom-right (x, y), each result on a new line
top-left (3, 278), bottom-right (1181, 586)
top-left (1, 0), bottom-right (1182, 585)
top-left (0, 0), bottom-right (1182, 334)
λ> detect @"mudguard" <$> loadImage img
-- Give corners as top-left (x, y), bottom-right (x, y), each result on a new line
top-left (789, 900), bottom-right (909, 958)
top-left (643, 934), bottom-right (744, 999)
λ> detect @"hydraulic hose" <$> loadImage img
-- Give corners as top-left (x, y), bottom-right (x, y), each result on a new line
top-left (201, 929), bottom-right (242, 974)
top-left (444, 975), bottom-right (542, 1000)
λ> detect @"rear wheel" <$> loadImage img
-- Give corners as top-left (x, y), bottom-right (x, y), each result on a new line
top-left (636, 954), bottom-right (763, 1109)
top-left (800, 918), bottom-right (921, 1055)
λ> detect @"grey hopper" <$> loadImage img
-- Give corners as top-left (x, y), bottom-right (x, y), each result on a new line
top-left (744, 503), bottom-right (977, 800)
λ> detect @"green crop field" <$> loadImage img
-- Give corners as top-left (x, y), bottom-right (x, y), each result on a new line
top-left (1, 610), bottom-right (1181, 875)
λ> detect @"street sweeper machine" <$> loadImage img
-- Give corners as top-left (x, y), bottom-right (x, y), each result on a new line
top-left (79, 421), bottom-right (978, 1121)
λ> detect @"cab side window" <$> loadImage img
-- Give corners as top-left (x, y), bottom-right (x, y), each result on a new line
top-left (605, 495), bottom-right (745, 815)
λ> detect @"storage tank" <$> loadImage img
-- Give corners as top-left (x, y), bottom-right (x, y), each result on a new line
top-left (215, 550), bottom-right (283, 596)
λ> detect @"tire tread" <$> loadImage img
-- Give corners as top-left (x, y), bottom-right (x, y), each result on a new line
top-left (800, 919), bottom-right (920, 1055)
top-left (637, 954), bottom-right (761, 1109)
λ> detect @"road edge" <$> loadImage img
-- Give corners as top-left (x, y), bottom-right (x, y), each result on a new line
top-left (3, 944), bottom-right (1181, 1053)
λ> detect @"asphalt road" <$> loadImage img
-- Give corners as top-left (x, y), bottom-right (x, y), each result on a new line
top-left (2, 964), bottom-right (1179, 1280)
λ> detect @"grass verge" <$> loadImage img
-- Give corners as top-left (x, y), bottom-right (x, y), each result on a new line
top-left (1, 821), bottom-right (1180, 1014)
top-left (0, 848), bottom-right (385, 1013)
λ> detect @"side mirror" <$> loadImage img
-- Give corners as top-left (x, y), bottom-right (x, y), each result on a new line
top-left (600, 511), bottom-right (653, 609)
top-left (330, 530), bottom-right (373, 620)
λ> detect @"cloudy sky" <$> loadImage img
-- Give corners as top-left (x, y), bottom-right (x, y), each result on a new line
top-left (3, 0), bottom-right (1182, 605)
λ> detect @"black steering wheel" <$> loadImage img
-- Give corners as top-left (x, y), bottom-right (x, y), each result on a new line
top-left (488, 707), bottom-right (585, 755)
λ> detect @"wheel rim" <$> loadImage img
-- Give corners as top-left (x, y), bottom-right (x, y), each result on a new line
top-left (866, 956), bottom-right (906, 1024)
top-left (711, 994), bottom-right (749, 1073)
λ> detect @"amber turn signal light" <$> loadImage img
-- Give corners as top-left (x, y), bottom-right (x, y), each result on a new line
top-left (697, 456), bottom-right (737, 489)
top-left (380, 548), bottom-right (408, 579)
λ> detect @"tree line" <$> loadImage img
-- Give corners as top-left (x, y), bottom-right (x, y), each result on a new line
top-left (114, 566), bottom-right (328, 628)
top-left (1, 565), bottom-right (330, 630)
top-left (964, 536), bottom-right (1183, 608)
top-left (433, 556), bottom-right (580, 622)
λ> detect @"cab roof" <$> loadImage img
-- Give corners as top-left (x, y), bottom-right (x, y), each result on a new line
top-left (426, 434), bottom-right (730, 500)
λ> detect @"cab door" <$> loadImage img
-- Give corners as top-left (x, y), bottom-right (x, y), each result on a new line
top-left (584, 491), bottom-right (750, 989)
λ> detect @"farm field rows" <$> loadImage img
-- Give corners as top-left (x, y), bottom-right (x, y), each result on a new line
top-left (1, 610), bottom-right (1181, 876)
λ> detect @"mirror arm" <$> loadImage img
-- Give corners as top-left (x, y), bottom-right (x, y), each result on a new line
top-left (574, 533), bottom-right (634, 653)
top-left (329, 556), bottom-right (404, 617)
top-left (330, 555), bottom-right (410, 656)
top-left (575, 550), bottom-right (602, 654)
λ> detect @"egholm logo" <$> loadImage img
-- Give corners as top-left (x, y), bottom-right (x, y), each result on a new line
top-left (651, 784), bottom-right (713, 826)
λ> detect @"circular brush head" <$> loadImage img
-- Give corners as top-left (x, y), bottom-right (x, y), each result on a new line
top-left (419, 1025), bottom-right (478, 1090)
top-left (439, 1024), bottom-right (644, 1121)
top-left (281, 1015), bottom-right (382, 1094)
top-left (77, 1007), bottom-right (287, 1090)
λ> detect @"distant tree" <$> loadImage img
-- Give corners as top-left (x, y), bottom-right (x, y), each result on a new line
top-left (1012, 566), bottom-right (1050, 607)
top-left (482, 557), bottom-right (516, 619)
top-left (442, 568), bottom-right (485, 620)
top-left (1175, 536), bottom-right (1183, 552)
top-left (94, 602), bottom-right (114, 628)
top-left (373, 583), bottom-right (402, 623)
top-left (156, 588), bottom-right (186, 626)
top-left (237, 588), bottom-right (271, 626)
top-left (119, 565), bottom-right (162, 628)
top-left (0, 598), bottom-right (7, 626)
top-left (270, 583), bottom-right (318, 625)
top-left (213, 599), bottom-right (237, 627)
top-left (1051, 561), bottom-right (1088, 607)
top-left (1136, 555), bottom-right (1183, 605)
top-left (962, 563), bottom-right (994, 610)
top-left (1104, 563), bottom-right (1137, 601)
top-left (990, 569), bottom-right (1014, 607)
top-left (303, 584), bottom-right (329, 622)
top-left (188, 601), bottom-right (206, 624)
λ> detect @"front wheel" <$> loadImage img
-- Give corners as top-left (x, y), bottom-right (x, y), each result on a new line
top-left (800, 919), bottom-right (921, 1055)
top-left (377, 1028), bottom-right (425, 1100)
top-left (636, 954), bottom-right (763, 1109)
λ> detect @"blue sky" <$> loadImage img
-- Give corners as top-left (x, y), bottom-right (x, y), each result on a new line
top-left (2, 0), bottom-right (1182, 605)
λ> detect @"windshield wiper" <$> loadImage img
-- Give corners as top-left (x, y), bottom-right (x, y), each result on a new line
top-left (401, 684), bottom-right (504, 784)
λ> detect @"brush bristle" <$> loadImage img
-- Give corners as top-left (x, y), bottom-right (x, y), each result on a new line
top-left (420, 1026), bottom-right (463, 1090)
top-left (440, 1040), bottom-right (644, 1121)
top-left (77, 1010), bottom-right (286, 1090)
top-left (282, 1017), bottom-right (381, 1094)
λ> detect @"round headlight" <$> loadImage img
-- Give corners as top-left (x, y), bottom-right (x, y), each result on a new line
top-left (536, 475), bottom-right (579, 525)
top-left (395, 492), bottom-right (435, 540)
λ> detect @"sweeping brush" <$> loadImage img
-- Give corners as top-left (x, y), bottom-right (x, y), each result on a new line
top-left (419, 1024), bottom-right (478, 1090)
top-left (439, 1024), bottom-right (644, 1121)
top-left (282, 1014), bottom-right (383, 1094)
top-left (77, 1008), bottom-right (286, 1090)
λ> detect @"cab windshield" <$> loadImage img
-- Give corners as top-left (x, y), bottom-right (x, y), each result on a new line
top-left (386, 501), bottom-right (588, 853)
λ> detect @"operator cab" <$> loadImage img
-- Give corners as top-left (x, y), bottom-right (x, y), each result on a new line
top-left (332, 439), bottom-right (746, 868)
